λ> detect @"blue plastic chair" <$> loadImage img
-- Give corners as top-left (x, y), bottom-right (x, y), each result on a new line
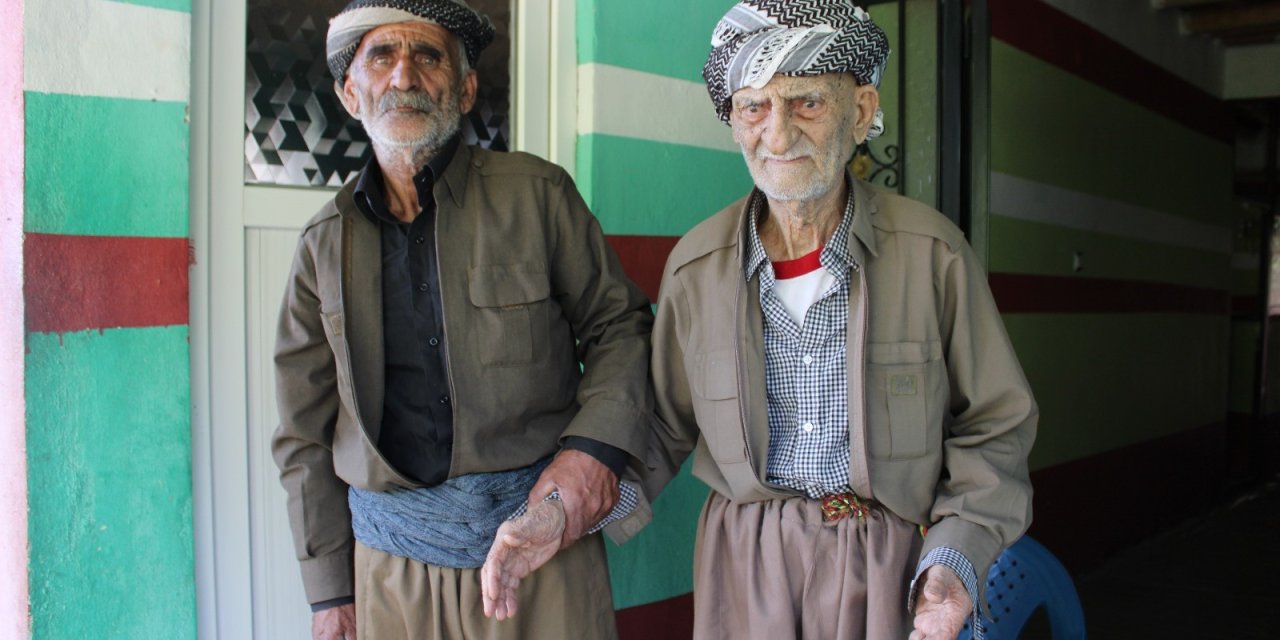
top-left (956, 536), bottom-right (1086, 639)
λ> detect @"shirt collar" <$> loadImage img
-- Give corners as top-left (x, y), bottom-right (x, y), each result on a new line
top-left (353, 135), bottom-right (461, 224)
top-left (744, 179), bottom-right (858, 284)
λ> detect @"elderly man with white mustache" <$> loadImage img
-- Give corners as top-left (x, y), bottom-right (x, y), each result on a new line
top-left (271, 1), bottom-right (656, 639)
top-left (482, 2), bottom-right (1037, 639)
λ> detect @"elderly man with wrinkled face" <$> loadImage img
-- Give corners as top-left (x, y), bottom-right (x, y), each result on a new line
top-left (482, 2), bottom-right (1037, 639)
top-left (271, 2), bottom-right (655, 639)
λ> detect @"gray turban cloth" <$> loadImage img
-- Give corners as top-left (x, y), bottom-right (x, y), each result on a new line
top-left (703, 0), bottom-right (891, 139)
top-left (326, 0), bottom-right (496, 82)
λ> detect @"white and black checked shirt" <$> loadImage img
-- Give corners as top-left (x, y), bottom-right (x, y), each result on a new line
top-left (745, 191), bottom-right (857, 498)
top-left (745, 189), bottom-right (983, 637)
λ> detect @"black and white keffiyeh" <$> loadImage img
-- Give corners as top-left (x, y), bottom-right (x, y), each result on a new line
top-left (326, 0), bottom-right (495, 81)
top-left (703, 0), bottom-right (891, 137)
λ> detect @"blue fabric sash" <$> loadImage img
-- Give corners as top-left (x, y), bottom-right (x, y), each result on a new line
top-left (349, 457), bottom-right (551, 569)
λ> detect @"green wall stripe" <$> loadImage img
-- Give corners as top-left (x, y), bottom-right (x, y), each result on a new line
top-left (26, 326), bottom-right (194, 640)
top-left (607, 461), bottom-right (707, 609)
top-left (989, 215), bottom-right (1229, 291)
top-left (107, 0), bottom-right (191, 12)
top-left (1007, 313), bottom-right (1228, 470)
top-left (991, 41), bottom-right (1232, 227)
top-left (578, 0), bottom-right (725, 83)
top-left (24, 92), bottom-right (189, 238)
top-left (579, 134), bottom-right (752, 236)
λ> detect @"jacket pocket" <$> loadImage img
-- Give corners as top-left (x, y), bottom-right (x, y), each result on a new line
top-left (866, 340), bottom-right (944, 460)
top-left (690, 348), bottom-right (747, 463)
top-left (468, 263), bottom-right (551, 367)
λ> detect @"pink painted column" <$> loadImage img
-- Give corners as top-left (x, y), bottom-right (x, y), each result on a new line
top-left (0, 1), bottom-right (28, 639)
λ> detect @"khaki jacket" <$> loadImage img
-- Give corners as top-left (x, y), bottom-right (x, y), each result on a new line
top-left (647, 176), bottom-right (1036, 591)
top-left (273, 145), bottom-right (654, 603)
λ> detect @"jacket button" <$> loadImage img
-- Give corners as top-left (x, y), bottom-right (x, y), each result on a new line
top-left (428, 337), bottom-right (440, 346)
top-left (439, 395), bottom-right (450, 405)
top-left (418, 283), bottom-right (429, 292)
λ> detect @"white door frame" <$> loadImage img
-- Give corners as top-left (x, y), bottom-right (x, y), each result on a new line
top-left (189, 2), bottom-right (577, 637)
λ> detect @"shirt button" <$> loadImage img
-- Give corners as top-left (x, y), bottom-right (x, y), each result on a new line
top-left (802, 422), bottom-right (814, 433)
top-left (418, 283), bottom-right (429, 292)
top-left (428, 337), bottom-right (440, 346)
top-left (802, 355), bottom-right (813, 365)
top-left (439, 395), bottom-right (450, 405)
top-left (415, 235), bottom-right (425, 244)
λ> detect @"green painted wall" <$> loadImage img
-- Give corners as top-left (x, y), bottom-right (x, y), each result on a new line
top-left (22, 2), bottom-right (194, 638)
top-left (24, 93), bottom-right (190, 237)
top-left (25, 328), bottom-right (194, 639)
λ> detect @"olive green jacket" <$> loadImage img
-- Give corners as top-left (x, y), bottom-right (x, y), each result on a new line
top-left (646, 176), bottom-right (1036, 597)
top-left (273, 145), bottom-right (654, 604)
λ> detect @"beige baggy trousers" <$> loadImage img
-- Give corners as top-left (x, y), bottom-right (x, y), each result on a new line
top-left (693, 492), bottom-right (924, 640)
top-left (355, 534), bottom-right (618, 640)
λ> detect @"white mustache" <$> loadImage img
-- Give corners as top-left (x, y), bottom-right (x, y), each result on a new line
top-left (378, 90), bottom-right (436, 115)
top-left (754, 143), bottom-right (815, 162)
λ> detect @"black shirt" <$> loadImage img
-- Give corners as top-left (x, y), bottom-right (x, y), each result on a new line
top-left (350, 139), bottom-right (629, 487)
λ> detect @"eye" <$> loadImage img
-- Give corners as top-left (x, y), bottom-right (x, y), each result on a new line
top-left (737, 103), bottom-right (767, 124)
top-left (414, 53), bottom-right (440, 67)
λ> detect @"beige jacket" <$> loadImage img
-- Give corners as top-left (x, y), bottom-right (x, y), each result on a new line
top-left (273, 145), bottom-right (654, 603)
top-left (647, 176), bottom-right (1036, 590)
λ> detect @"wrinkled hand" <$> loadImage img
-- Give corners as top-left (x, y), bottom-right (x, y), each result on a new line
top-left (312, 602), bottom-right (356, 640)
top-left (481, 499), bottom-right (566, 620)
top-left (909, 565), bottom-right (972, 640)
top-left (527, 449), bottom-right (618, 548)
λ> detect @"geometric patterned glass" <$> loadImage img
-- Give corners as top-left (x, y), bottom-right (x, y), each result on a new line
top-left (245, 0), bottom-right (511, 187)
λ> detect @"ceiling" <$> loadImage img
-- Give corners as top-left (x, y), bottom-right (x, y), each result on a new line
top-left (1154, 0), bottom-right (1280, 46)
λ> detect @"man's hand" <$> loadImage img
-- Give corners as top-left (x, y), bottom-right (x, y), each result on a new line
top-left (312, 602), bottom-right (356, 640)
top-left (909, 565), bottom-right (972, 640)
top-left (481, 499), bottom-right (566, 620)
top-left (527, 449), bottom-right (619, 548)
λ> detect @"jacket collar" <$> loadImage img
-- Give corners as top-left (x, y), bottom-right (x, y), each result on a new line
top-left (736, 170), bottom-right (881, 275)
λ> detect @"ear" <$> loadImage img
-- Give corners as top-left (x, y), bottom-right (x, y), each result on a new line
top-left (458, 69), bottom-right (479, 115)
top-left (851, 84), bottom-right (880, 145)
top-left (339, 76), bottom-right (361, 120)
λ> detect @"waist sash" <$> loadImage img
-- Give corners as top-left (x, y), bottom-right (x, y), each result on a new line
top-left (349, 457), bottom-right (551, 569)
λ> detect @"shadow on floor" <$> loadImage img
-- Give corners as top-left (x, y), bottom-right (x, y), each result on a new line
top-left (1052, 476), bottom-right (1280, 640)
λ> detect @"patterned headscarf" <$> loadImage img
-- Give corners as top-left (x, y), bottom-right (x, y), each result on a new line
top-left (326, 0), bottom-right (495, 81)
top-left (703, 0), bottom-right (891, 138)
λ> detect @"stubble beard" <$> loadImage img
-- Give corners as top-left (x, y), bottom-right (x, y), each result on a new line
top-left (363, 87), bottom-right (463, 169)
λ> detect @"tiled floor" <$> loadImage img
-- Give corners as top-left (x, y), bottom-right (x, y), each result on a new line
top-left (1064, 476), bottom-right (1280, 639)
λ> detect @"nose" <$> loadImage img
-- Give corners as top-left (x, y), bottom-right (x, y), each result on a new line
top-left (388, 56), bottom-right (417, 91)
top-left (760, 105), bottom-right (798, 156)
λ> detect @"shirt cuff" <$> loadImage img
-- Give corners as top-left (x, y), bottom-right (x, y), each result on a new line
top-left (310, 595), bottom-right (354, 613)
top-left (507, 480), bottom-right (641, 536)
top-left (561, 436), bottom-right (629, 479)
top-left (909, 546), bottom-right (983, 640)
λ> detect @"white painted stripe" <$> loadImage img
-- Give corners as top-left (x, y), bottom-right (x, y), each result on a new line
top-left (990, 172), bottom-right (1231, 254)
top-left (1232, 253), bottom-right (1260, 271)
top-left (578, 63), bottom-right (739, 153)
top-left (25, 0), bottom-right (189, 102)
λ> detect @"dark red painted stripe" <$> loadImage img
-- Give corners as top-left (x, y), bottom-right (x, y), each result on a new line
top-left (607, 235), bottom-right (679, 303)
top-left (24, 233), bottom-right (190, 333)
top-left (990, 0), bottom-right (1232, 143)
top-left (990, 273), bottom-right (1230, 315)
top-left (1028, 421), bottom-right (1228, 574)
top-left (616, 593), bottom-right (694, 640)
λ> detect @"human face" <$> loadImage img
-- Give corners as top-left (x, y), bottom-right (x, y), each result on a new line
top-left (729, 74), bottom-right (877, 202)
top-left (341, 22), bottom-right (477, 152)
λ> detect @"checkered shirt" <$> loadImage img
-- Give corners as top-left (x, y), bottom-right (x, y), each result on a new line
top-left (507, 481), bottom-right (641, 536)
top-left (744, 190), bottom-right (857, 499)
top-left (745, 188), bottom-right (982, 635)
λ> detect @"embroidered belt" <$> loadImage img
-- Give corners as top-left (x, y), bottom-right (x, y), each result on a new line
top-left (819, 492), bottom-right (876, 522)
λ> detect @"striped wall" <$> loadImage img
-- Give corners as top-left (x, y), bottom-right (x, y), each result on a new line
top-left (575, 0), bottom-right (743, 621)
top-left (575, 0), bottom-right (1247, 631)
top-left (20, 1), bottom-right (195, 638)
top-left (987, 0), bottom-right (1237, 569)
top-left (1, 2), bottom-right (29, 639)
